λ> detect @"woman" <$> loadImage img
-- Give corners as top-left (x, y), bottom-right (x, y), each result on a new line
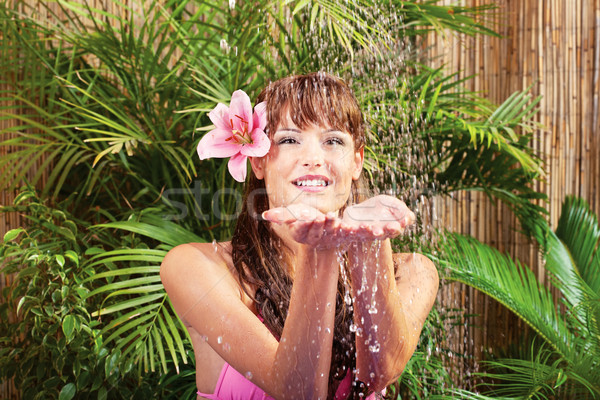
top-left (160, 72), bottom-right (439, 399)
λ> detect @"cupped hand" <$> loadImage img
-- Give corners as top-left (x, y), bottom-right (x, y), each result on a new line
top-left (262, 204), bottom-right (347, 250)
top-left (262, 195), bottom-right (415, 250)
top-left (341, 195), bottom-right (415, 238)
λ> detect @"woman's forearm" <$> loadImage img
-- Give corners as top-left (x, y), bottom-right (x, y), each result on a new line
top-left (271, 248), bottom-right (340, 399)
top-left (348, 239), bottom-right (409, 390)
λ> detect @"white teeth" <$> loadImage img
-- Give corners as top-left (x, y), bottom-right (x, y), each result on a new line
top-left (296, 179), bottom-right (327, 187)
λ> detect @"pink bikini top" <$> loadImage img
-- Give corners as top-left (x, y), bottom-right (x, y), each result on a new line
top-left (196, 313), bottom-right (382, 400)
top-left (196, 361), bottom-right (354, 400)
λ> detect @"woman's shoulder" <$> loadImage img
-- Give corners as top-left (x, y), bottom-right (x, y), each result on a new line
top-left (392, 252), bottom-right (439, 285)
top-left (160, 241), bottom-right (256, 312)
top-left (162, 241), bottom-right (233, 268)
top-left (160, 241), bottom-right (236, 289)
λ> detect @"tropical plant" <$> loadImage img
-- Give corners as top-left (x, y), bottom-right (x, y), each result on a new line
top-left (0, 188), bottom-right (162, 399)
top-left (433, 195), bottom-right (600, 399)
top-left (0, 0), bottom-right (550, 398)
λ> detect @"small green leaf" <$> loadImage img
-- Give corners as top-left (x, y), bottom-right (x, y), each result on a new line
top-left (3, 228), bottom-right (24, 242)
top-left (77, 371), bottom-right (90, 389)
top-left (64, 250), bottom-right (79, 266)
top-left (62, 315), bottom-right (76, 341)
top-left (58, 227), bottom-right (76, 241)
top-left (61, 285), bottom-right (69, 300)
top-left (85, 247), bottom-right (105, 255)
top-left (14, 190), bottom-right (35, 205)
top-left (58, 382), bottom-right (76, 400)
top-left (97, 386), bottom-right (107, 400)
top-left (56, 254), bottom-right (65, 268)
top-left (44, 305), bottom-right (54, 316)
top-left (292, 0), bottom-right (310, 15)
top-left (105, 351), bottom-right (119, 377)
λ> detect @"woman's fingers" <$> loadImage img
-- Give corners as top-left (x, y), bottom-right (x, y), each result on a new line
top-left (262, 197), bottom-right (416, 246)
top-left (262, 205), bottom-right (323, 223)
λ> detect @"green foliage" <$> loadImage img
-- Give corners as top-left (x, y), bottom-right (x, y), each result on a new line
top-left (82, 215), bottom-right (198, 376)
top-left (433, 196), bottom-right (600, 399)
top-left (395, 306), bottom-right (460, 399)
top-left (0, 188), bottom-right (159, 399)
top-left (364, 65), bottom-right (546, 240)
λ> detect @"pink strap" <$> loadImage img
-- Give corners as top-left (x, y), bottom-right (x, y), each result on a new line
top-left (196, 362), bottom-right (228, 399)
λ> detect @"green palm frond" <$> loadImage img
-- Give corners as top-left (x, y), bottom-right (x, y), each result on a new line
top-left (362, 66), bottom-right (546, 239)
top-left (97, 214), bottom-right (205, 248)
top-left (476, 345), bottom-right (567, 400)
top-left (474, 344), bottom-right (600, 399)
top-left (433, 195), bottom-right (600, 397)
top-left (79, 215), bottom-right (206, 375)
top-left (83, 249), bottom-right (187, 374)
top-left (555, 196), bottom-right (600, 295)
top-left (398, 0), bottom-right (500, 38)
top-left (432, 392), bottom-right (519, 400)
top-left (547, 196), bottom-right (600, 350)
top-left (435, 233), bottom-right (576, 360)
top-left (290, 0), bottom-right (391, 59)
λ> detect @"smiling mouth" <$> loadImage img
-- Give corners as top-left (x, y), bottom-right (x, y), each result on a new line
top-left (293, 177), bottom-right (330, 187)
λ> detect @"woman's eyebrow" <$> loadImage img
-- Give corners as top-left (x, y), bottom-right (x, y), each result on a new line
top-left (276, 127), bottom-right (301, 133)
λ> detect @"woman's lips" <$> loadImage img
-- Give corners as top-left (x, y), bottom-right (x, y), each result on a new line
top-left (292, 175), bottom-right (331, 192)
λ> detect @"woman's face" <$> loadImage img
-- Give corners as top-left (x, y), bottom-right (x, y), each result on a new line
top-left (250, 112), bottom-right (364, 214)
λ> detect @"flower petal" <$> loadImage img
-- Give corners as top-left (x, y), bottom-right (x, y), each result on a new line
top-left (208, 103), bottom-right (231, 130)
top-left (229, 90), bottom-right (253, 133)
top-left (240, 129), bottom-right (270, 157)
top-left (227, 152), bottom-right (247, 182)
top-left (197, 129), bottom-right (240, 159)
top-left (253, 101), bottom-right (267, 131)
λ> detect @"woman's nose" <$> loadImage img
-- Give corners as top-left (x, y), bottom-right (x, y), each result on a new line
top-left (301, 144), bottom-right (324, 167)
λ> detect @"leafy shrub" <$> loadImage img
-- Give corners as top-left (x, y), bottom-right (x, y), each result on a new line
top-left (0, 188), bottom-right (160, 399)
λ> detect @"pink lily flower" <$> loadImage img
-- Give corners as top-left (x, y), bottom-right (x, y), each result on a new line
top-left (197, 90), bottom-right (270, 182)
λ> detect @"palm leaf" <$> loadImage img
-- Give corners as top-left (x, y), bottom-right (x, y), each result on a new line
top-left (548, 196), bottom-right (600, 350)
top-left (84, 247), bottom-right (190, 375)
top-left (96, 214), bottom-right (204, 247)
top-left (555, 196), bottom-right (600, 294)
top-left (82, 216), bottom-right (203, 374)
top-left (435, 233), bottom-right (576, 360)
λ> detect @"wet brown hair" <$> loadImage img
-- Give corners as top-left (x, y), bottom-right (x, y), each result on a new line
top-left (231, 72), bottom-right (370, 398)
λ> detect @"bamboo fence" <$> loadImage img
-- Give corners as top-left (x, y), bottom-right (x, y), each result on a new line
top-left (1, 0), bottom-right (599, 397)
top-left (426, 0), bottom-right (600, 381)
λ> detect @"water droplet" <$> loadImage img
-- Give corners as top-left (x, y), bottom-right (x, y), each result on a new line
top-left (368, 343), bottom-right (380, 353)
top-left (344, 292), bottom-right (352, 305)
top-left (325, 327), bottom-right (331, 334)
top-left (217, 336), bottom-right (223, 344)
top-left (349, 323), bottom-right (357, 332)
top-left (245, 371), bottom-right (253, 380)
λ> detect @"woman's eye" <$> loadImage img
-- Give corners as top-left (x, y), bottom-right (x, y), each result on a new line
top-left (326, 137), bottom-right (344, 146)
top-left (278, 137), bottom-right (297, 145)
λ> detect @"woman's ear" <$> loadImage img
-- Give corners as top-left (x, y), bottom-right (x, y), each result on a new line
top-left (352, 147), bottom-right (364, 180)
top-left (249, 156), bottom-right (265, 180)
